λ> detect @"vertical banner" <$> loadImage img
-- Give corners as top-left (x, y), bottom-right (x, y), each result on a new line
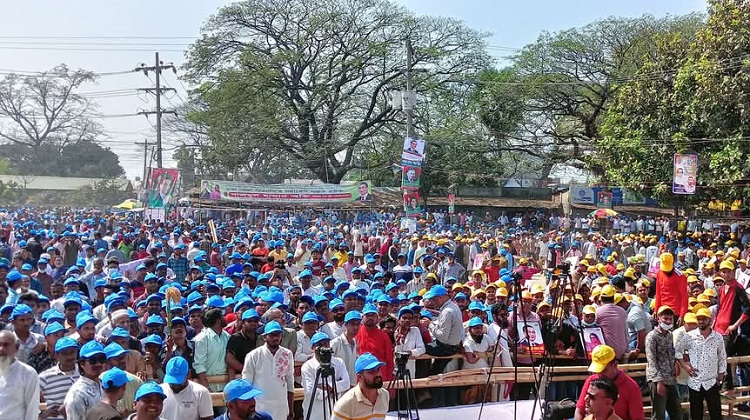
top-left (597, 190), bottom-right (613, 209)
top-left (401, 137), bottom-right (426, 215)
top-left (403, 191), bottom-right (422, 216)
top-left (147, 168), bottom-right (181, 209)
top-left (448, 193), bottom-right (455, 215)
top-left (401, 165), bottom-right (422, 188)
top-left (401, 137), bottom-right (425, 165)
top-left (673, 153), bottom-right (698, 194)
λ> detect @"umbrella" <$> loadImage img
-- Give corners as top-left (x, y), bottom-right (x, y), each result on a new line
top-left (113, 199), bottom-right (141, 210)
top-left (588, 208), bottom-right (618, 218)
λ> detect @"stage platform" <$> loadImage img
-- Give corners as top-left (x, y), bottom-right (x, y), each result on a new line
top-left (386, 400), bottom-right (544, 420)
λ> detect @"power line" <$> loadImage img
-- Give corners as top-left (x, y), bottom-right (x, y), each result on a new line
top-left (135, 53), bottom-right (177, 168)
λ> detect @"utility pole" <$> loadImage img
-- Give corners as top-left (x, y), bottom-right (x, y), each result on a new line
top-left (404, 37), bottom-right (415, 138)
top-left (135, 139), bottom-right (149, 182)
top-left (136, 52), bottom-right (176, 168)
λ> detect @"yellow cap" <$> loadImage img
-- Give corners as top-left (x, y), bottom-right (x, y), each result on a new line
top-left (575, 294), bottom-right (584, 301)
top-left (452, 283), bottom-right (464, 291)
top-left (588, 345), bottom-right (616, 373)
top-left (495, 280), bottom-right (506, 289)
top-left (583, 305), bottom-right (596, 315)
top-left (687, 275), bottom-right (699, 283)
top-left (471, 289), bottom-right (486, 299)
top-left (688, 297), bottom-right (697, 304)
top-left (600, 284), bottom-right (615, 298)
top-left (684, 268), bottom-right (696, 275)
top-left (521, 291), bottom-right (533, 300)
top-left (606, 256), bottom-right (614, 262)
top-left (683, 312), bottom-right (698, 324)
top-left (695, 308), bottom-right (711, 319)
top-left (691, 303), bottom-right (707, 313)
top-left (531, 284), bottom-right (545, 295)
top-left (425, 273), bottom-right (438, 281)
top-left (616, 263), bottom-right (625, 270)
top-left (660, 253), bottom-right (674, 272)
top-left (657, 305), bottom-right (674, 316)
top-left (485, 282), bottom-right (498, 290)
top-left (497, 287), bottom-right (508, 297)
top-left (587, 266), bottom-right (597, 273)
top-left (697, 294), bottom-right (711, 304)
top-left (597, 277), bottom-right (610, 286)
top-left (720, 260), bottom-right (735, 271)
top-left (591, 286), bottom-right (602, 297)
top-left (537, 301), bottom-right (551, 309)
top-left (640, 279), bottom-right (651, 288)
top-left (614, 293), bottom-right (623, 304)
top-left (704, 288), bottom-right (717, 297)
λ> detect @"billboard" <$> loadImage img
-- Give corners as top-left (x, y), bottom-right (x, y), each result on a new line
top-left (147, 168), bottom-right (181, 209)
top-left (403, 191), bottom-right (422, 216)
top-left (401, 165), bottom-right (422, 188)
top-left (448, 193), bottom-right (455, 215)
top-left (673, 153), bottom-right (698, 195)
top-left (401, 137), bottom-right (425, 165)
top-left (203, 180), bottom-right (372, 204)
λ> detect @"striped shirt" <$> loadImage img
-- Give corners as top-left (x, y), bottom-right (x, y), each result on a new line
top-left (331, 384), bottom-right (389, 420)
top-left (39, 364), bottom-right (80, 420)
top-left (64, 376), bottom-right (103, 420)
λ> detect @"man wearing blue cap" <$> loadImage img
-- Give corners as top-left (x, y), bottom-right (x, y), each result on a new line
top-left (331, 353), bottom-right (389, 420)
top-left (242, 321), bottom-right (294, 420)
top-left (39, 336), bottom-right (80, 420)
top-left (331, 311), bottom-right (361, 385)
top-left (160, 356), bottom-right (213, 420)
top-left (0, 330), bottom-right (40, 420)
top-left (302, 332), bottom-right (350, 420)
top-left (194, 308), bottom-right (229, 392)
top-left (130, 381), bottom-right (167, 420)
top-left (65, 340), bottom-right (106, 420)
top-left (218, 379), bottom-right (271, 420)
top-left (87, 367), bottom-right (133, 420)
top-left (422, 284), bottom-right (463, 406)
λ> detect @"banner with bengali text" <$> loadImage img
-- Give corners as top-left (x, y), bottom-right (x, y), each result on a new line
top-left (203, 180), bottom-right (372, 204)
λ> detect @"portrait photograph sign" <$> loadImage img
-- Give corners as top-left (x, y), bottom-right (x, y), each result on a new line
top-left (673, 153), bottom-right (698, 195)
top-left (401, 137), bottom-right (425, 164)
top-left (580, 326), bottom-right (606, 358)
top-left (402, 165), bottom-right (422, 188)
top-left (517, 321), bottom-right (544, 355)
top-left (403, 190), bottom-right (422, 216)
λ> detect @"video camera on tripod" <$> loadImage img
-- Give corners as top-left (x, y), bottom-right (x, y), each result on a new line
top-left (315, 347), bottom-right (335, 375)
top-left (394, 351), bottom-right (410, 377)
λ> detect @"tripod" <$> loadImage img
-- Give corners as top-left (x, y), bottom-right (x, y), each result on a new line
top-left (305, 362), bottom-right (339, 420)
top-left (388, 362), bottom-right (420, 420)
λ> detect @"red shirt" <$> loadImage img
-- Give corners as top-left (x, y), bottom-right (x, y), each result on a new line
top-left (654, 270), bottom-right (689, 317)
top-left (356, 326), bottom-right (394, 381)
top-left (484, 266), bottom-right (500, 282)
top-left (576, 371), bottom-right (645, 420)
top-left (715, 283), bottom-right (738, 335)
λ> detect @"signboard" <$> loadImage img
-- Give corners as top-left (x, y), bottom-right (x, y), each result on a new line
top-left (570, 186), bottom-right (657, 206)
top-left (403, 191), bottom-right (422, 216)
top-left (597, 190), bottom-right (613, 209)
top-left (204, 180), bottom-right (372, 204)
top-left (401, 165), bottom-right (422, 188)
top-left (448, 193), bottom-right (455, 215)
top-left (570, 187), bottom-right (596, 204)
top-left (400, 217), bottom-right (417, 234)
top-left (401, 137), bottom-right (425, 165)
top-left (673, 153), bottom-right (698, 195)
top-left (517, 321), bottom-right (545, 355)
top-left (147, 168), bottom-right (181, 209)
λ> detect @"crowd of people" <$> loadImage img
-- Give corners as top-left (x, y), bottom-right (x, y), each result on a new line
top-left (0, 206), bottom-right (747, 420)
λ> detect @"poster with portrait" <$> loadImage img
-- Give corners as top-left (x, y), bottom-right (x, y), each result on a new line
top-left (403, 191), bottom-right (422, 216)
top-left (401, 165), bottom-right (422, 188)
top-left (580, 326), bottom-right (606, 358)
top-left (517, 321), bottom-right (545, 355)
top-left (147, 168), bottom-right (181, 209)
top-left (448, 193), bottom-right (455, 215)
top-left (401, 137), bottom-right (425, 164)
top-left (673, 153), bottom-right (698, 195)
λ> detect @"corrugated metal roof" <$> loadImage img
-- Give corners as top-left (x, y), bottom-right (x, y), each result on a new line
top-left (0, 175), bottom-right (131, 191)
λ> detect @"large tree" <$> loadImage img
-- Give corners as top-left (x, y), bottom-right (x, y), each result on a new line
top-left (599, 0), bottom-right (750, 205)
top-left (183, 0), bottom-right (491, 183)
top-left (0, 65), bottom-right (124, 177)
top-left (474, 14), bottom-right (704, 178)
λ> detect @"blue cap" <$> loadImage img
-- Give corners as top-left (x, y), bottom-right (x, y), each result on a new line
top-left (300, 269), bottom-right (313, 278)
top-left (328, 298), bottom-right (344, 311)
top-left (468, 301), bottom-right (485, 312)
top-left (79, 340), bottom-right (106, 359)
top-left (111, 327), bottom-right (130, 339)
top-left (6, 270), bottom-right (22, 283)
top-left (146, 314), bottom-right (165, 326)
top-left (21, 263), bottom-right (32, 271)
top-left (420, 309), bottom-right (433, 320)
top-left (223, 379), bottom-right (263, 403)
top-left (75, 313), bottom-right (97, 329)
top-left (206, 295), bottom-right (228, 308)
top-left (44, 322), bottom-right (65, 336)
top-left (344, 311), bottom-right (362, 323)
top-left (10, 304), bottom-right (33, 321)
top-left (385, 283), bottom-right (398, 292)
top-left (42, 309), bottom-right (64, 323)
top-left (104, 342), bottom-right (129, 359)
top-left (302, 311), bottom-right (320, 324)
top-left (354, 353), bottom-right (386, 374)
top-left (263, 321), bottom-right (283, 335)
top-left (171, 317), bottom-right (187, 327)
top-left (362, 303), bottom-right (378, 315)
top-left (135, 381), bottom-right (167, 401)
top-left (54, 337), bottom-right (79, 353)
top-left (143, 334), bottom-right (163, 347)
top-left (311, 332), bottom-right (331, 347)
top-left (467, 316), bottom-right (484, 328)
top-left (164, 356), bottom-right (189, 385)
top-left (397, 307), bottom-right (414, 318)
top-left (241, 309), bottom-right (260, 321)
top-left (102, 367), bottom-right (133, 389)
top-left (423, 285), bottom-right (448, 300)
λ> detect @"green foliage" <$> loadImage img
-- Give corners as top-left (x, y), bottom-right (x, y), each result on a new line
top-left (599, 0), bottom-right (750, 205)
top-left (68, 179), bottom-right (130, 207)
top-left (0, 141), bottom-right (124, 178)
top-left (183, 0), bottom-right (492, 184)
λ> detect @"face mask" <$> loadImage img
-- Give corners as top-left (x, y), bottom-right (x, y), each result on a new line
top-left (581, 321), bottom-right (596, 328)
top-left (659, 322), bottom-right (673, 331)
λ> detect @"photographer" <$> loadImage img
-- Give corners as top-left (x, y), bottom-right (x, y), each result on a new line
top-left (302, 332), bottom-right (350, 420)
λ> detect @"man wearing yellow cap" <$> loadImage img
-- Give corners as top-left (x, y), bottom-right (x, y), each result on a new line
top-left (675, 308), bottom-right (725, 420)
top-left (673, 312), bottom-right (698, 405)
top-left (645, 306), bottom-right (682, 420)
top-left (574, 345), bottom-right (645, 420)
top-left (714, 259), bottom-right (750, 392)
top-left (654, 253), bottom-right (689, 319)
top-left (595, 285), bottom-right (629, 360)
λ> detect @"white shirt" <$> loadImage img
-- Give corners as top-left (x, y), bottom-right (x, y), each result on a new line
top-left (301, 355), bottom-right (350, 420)
top-left (393, 326), bottom-right (425, 374)
top-left (160, 381), bottom-right (214, 420)
top-left (487, 324), bottom-right (513, 368)
top-left (675, 328), bottom-right (727, 391)
top-left (330, 335), bottom-right (358, 385)
top-left (296, 330), bottom-right (316, 363)
top-left (0, 359), bottom-right (39, 420)
top-left (321, 322), bottom-right (345, 341)
top-left (64, 375), bottom-right (103, 420)
top-left (463, 333), bottom-right (496, 369)
top-left (242, 344), bottom-right (295, 420)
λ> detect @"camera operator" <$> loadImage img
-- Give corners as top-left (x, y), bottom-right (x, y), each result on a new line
top-left (301, 332), bottom-right (350, 420)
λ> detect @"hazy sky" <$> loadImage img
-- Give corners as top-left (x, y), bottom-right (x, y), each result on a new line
top-left (0, 0), bottom-right (706, 180)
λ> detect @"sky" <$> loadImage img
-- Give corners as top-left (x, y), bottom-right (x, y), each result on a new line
top-left (0, 0), bottom-right (707, 180)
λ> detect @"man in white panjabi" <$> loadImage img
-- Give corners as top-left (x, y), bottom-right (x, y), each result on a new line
top-left (301, 332), bottom-right (350, 420)
top-left (0, 330), bottom-right (40, 420)
top-left (242, 321), bottom-right (295, 420)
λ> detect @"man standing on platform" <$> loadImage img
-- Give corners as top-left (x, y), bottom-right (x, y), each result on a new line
top-left (242, 321), bottom-right (294, 420)
top-left (331, 353), bottom-right (389, 420)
